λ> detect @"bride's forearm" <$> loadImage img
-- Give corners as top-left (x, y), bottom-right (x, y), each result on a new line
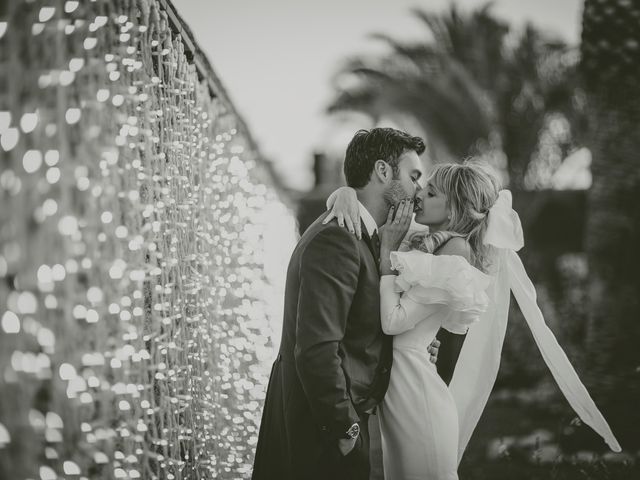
top-left (326, 186), bottom-right (356, 210)
top-left (380, 248), bottom-right (396, 276)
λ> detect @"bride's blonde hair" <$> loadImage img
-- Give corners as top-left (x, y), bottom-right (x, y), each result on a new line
top-left (410, 161), bottom-right (501, 271)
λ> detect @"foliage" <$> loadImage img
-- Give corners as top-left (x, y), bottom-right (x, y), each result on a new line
top-left (329, 3), bottom-right (585, 190)
top-left (459, 389), bottom-right (639, 480)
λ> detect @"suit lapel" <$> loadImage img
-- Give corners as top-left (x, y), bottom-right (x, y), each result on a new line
top-left (361, 220), bottom-right (381, 275)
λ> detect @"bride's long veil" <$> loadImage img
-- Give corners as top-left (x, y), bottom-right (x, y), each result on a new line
top-left (448, 193), bottom-right (621, 465)
top-left (448, 248), bottom-right (510, 463)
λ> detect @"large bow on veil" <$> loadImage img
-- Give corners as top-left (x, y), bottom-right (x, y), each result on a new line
top-left (449, 190), bottom-right (621, 464)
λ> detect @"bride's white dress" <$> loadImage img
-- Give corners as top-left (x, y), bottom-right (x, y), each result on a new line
top-left (378, 250), bottom-right (491, 480)
top-left (374, 193), bottom-right (621, 479)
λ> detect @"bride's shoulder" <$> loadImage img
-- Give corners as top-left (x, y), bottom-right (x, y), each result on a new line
top-left (390, 245), bottom-right (487, 286)
top-left (435, 237), bottom-right (472, 263)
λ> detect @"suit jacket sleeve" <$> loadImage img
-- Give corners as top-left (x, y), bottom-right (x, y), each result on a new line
top-left (294, 226), bottom-right (361, 437)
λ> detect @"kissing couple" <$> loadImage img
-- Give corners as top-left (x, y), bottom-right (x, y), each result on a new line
top-left (252, 128), bottom-right (621, 480)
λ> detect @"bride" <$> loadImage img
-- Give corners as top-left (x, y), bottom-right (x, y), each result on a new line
top-left (325, 162), bottom-right (621, 479)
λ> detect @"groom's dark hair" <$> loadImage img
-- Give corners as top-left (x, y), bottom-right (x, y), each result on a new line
top-left (344, 128), bottom-right (425, 188)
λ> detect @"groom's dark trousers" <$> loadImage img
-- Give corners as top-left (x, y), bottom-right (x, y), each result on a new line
top-left (252, 212), bottom-right (393, 480)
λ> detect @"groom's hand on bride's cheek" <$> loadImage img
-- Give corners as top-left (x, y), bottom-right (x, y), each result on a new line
top-left (427, 339), bottom-right (440, 364)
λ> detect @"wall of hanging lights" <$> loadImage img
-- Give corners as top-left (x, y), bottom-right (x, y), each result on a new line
top-left (0, 0), bottom-right (297, 478)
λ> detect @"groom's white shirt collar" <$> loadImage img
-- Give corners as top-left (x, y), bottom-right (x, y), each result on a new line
top-left (358, 201), bottom-right (378, 237)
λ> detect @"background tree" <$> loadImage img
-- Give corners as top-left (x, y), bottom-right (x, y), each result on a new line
top-left (328, 3), bottom-right (584, 191)
top-left (580, 0), bottom-right (640, 448)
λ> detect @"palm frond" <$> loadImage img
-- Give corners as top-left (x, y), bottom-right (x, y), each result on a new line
top-left (327, 2), bottom-right (578, 183)
top-left (368, 33), bottom-right (440, 69)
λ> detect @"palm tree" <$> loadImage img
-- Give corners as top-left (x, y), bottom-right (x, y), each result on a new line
top-left (328, 3), bottom-right (582, 191)
top-left (580, 0), bottom-right (640, 448)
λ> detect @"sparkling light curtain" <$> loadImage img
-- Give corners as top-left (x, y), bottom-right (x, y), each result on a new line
top-left (0, 0), bottom-right (297, 478)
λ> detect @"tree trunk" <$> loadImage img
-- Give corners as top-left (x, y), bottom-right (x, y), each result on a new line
top-left (581, 0), bottom-right (640, 448)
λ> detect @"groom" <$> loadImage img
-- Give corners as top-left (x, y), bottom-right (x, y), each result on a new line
top-left (252, 128), bottom-right (438, 480)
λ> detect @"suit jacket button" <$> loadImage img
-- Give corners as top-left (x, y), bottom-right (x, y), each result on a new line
top-left (321, 426), bottom-right (328, 432)
top-left (381, 367), bottom-right (389, 374)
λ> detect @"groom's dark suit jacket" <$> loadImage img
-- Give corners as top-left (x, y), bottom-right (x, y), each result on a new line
top-left (252, 211), bottom-right (393, 480)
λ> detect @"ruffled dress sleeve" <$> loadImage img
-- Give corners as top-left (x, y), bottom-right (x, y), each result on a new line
top-left (380, 250), bottom-right (492, 335)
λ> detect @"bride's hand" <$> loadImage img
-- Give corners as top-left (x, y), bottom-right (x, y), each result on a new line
top-left (379, 199), bottom-right (413, 253)
top-left (323, 186), bottom-right (361, 239)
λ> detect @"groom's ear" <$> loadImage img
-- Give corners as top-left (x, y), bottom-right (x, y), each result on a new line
top-left (373, 159), bottom-right (390, 183)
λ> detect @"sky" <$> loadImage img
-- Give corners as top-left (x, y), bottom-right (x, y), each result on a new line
top-left (176, 0), bottom-right (583, 190)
